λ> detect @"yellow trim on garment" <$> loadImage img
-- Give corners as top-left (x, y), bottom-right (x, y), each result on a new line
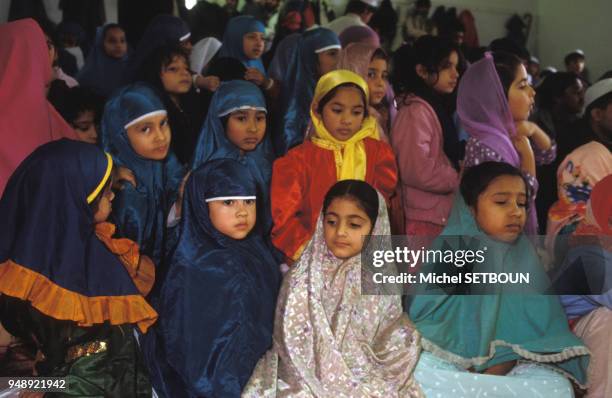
top-left (87, 153), bottom-right (113, 204)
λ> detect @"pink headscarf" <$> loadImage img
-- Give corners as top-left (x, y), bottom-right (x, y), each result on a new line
top-left (338, 25), bottom-right (380, 48)
top-left (457, 52), bottom-right (520, 167)
top-left (0, 19), bottom-right (76, 195)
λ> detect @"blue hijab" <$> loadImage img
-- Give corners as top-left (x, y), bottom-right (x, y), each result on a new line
top-left (0, 139), bottom-right (157, 332)
top-left (407, 195), bottom-right (590, 386)
top-left (77, 24), bottom-right (130, 98)
top-left (100, 82), bottom-right (184, 269)
top-left (275, 27), bottom-right (341, 156)
top-left (218, 15), bottom-right (266, 75)
top-left (191, 80), bottom-right (273, 226)
top-left (143, 158), bottom-right (280, 398)
top-left (124, 15), bottom-right (190, 83)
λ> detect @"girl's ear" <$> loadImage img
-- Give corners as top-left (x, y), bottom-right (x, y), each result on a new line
top-left (312, 101), bottom-right (322, 117)
top-left (415, 64), bottom-right (429, 81)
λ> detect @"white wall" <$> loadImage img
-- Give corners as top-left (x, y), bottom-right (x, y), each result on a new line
top-left (536, 0), bottom-right (611, 81)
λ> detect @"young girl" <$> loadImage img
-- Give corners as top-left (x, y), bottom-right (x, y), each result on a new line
top-left (0, 18), bottom-right (76, 196)
top-left (275, 27), bottom-right (341, 156)
top-left (407, 161), bottom-right (589, 397)
top-left (390, 36), bottom-right (462, 240)
top-left (0, 139), bottom-right (156, 396)
top-left (271, 70), bottom-right (397, 262)
top-left (142, 158), bottom-right (279, 398)
top-left (141, 44), bottom-right (208, 166)
top-left (458, 51), bottom-right (555, 234)
top-left (100, 82), bottom-right (185, 273)
top-left (244, 180), bottom-right (422, 397)
top-left (338, 43), bottom-right (391, 137)
top-left (55, 86), bottom-right (104, 144)
top-left (218, 15), bottom-right (274, 92)
top-left (78, 23), bottom-right (130, 97)
top-left (191, 80), bottom-right (274, 229)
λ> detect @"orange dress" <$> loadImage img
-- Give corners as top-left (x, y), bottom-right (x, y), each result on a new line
top-left (271, 138), bottom-right (398, 260)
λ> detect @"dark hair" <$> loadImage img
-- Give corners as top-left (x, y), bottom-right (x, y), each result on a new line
top-left (206, 57), bottom-right (247, 82)
top-left (391, 35), bottom-right (462, 97)
top-left (489, 38), bottom-right (530, 62)
top-left (371, 47), bottom-right (388, 62)
top-left (102, 23), bottom-right (125, 40)
top-left (345, 0), bottom-right (375, 15)
top-left (536, 72), bottom-right (582, 110)
top-left (323, 180), bottom-right (379, 226)
top-left (140, 44), bottom-right (190, 90)
top-left (55, 86), bottom-right (105, 124)
top-left (564, 52), bottom-right (585, 66)
top-left (460, 162), bottom-right (530, 209)
top-left (316, 83), bottom-right (369, 117)
top-left (491, 51), bottom-right (523, 96)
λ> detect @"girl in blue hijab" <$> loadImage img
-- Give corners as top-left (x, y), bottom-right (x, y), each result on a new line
top-left (78, 23), bottom-right (130, 97)
top-left (275, 27), bottom-right (341, 156)
top-left (219, 15), bottom-right (267, 76)
top-left (192, 80), bottom-right (274, 229)
top-left (0, 139), bottom-right (156, 396)
top-left (100, 82), bottom-right (185, 274)
top-left (142, 158), bottom-right (280, 398)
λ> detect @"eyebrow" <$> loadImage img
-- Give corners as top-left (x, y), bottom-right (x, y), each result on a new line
top-left (491, 192), bottom-right (527, 198)
top-left (324, 212), bottom-right (367, 221)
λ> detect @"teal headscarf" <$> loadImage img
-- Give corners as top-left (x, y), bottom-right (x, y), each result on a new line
top-left (406, 195), bottom-right (590, 387)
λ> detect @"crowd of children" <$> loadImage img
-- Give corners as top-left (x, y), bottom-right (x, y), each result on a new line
top-left (0, 4), bottom-right (611, 397)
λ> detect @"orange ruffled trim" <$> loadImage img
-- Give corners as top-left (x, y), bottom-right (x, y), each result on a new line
top-left (0, 260), bottom-right (158, 333)
top-left (95, 222), bottom-right (155, 296)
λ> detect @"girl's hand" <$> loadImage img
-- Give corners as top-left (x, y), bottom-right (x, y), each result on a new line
top-left (515, 120), bottom-right (535, 138)
top-left (196, 75), bottom-right (220, 92)
top-left (113, 166), bottom-right (136, 190)
top-left (512, 135), bottom-right (533, 156)
top-left (244, 67), bottom-right (267, 87)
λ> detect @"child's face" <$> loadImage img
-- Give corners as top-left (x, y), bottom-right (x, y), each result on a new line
top-left (323, 197), bottom-right (373, 259)
top-left (472, 175), bottom-right (527, 243)
top-left (208, 199), bottom-right (257, 239)
top-left (72, 110), bottom-right (98, 144)
top-left (242, 32), bottom-right (265, 60)
top-left (103, 27), bottom-right (127, 59)
top-left (318, 86), bottom-right (365, 141)
top-left (367, 58), bottom-right (388, 106)
top-left (560, 79), bottom-right (585, 114)
top-left (93, 181), bottom-right (115, 223)
top-left (419, 51), bottom-right (459, 95)
top-left (507, 64), bottom-right (535, 122)
top-left (226, 109), bottom-right (267, 153)
top-left (160, 56), bottom-right (192, 95)
top-left (126, 114), bottom-right (171, 160)
top-left (317, 49), bottom-right (340, 77)
top-left (567, 59), bottom-right (585, 74)
top-left (180, 38), bottom-right (193, 56)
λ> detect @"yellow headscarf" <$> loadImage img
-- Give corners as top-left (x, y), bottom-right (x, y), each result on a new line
top-left (310, 70), bottom-right (380, 181)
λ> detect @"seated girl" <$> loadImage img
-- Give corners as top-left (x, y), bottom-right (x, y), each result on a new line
top-left (458, 51), bottom-right (555, 234)
top-left (271, 70), bottom-right (397, 262)
top-left (244, 180), bottom-right (422, 397)
top-left (100, 83), bottom-right (185, 274)
top-left (407, 161), bottom-right (590, 397)
top-left (0, 139), bottom-right (156, 396)
top-left (142, 159), bottom-right (280, 398)
top-left (77, 23), bottom-right (130, 98)
top-left (192, 80), bottom-right (274, 231)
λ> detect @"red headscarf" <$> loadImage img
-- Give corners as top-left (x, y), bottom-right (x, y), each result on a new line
top-left (0, 19), bottom-right (76, 195)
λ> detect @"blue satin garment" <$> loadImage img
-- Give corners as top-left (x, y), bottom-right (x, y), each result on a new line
top-left (191, 80), bottom-right (274, 232)
top-left (100, 83), bottom-right (185, 270)
top-left (77, 24), bottom-right (131, 98)
top-left (0, 139), bottom-right (142, 298)
top-left (274, 27), bottom-right (340, 156)
top-left (123, 14), bottom-right (190, 83)
top-left (142, 158), bottom-right (280, 398)
top-left (218, 15), bottom-right (267, 75)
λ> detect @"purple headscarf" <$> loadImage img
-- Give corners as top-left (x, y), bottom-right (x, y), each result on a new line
top-left (339, 25), bottom-right (380, 48)
top-left (457, 52), bottom-right (520, 167)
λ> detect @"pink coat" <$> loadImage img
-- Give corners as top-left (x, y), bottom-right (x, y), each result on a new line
top-left (391, 95), bottom-right (459, 228)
